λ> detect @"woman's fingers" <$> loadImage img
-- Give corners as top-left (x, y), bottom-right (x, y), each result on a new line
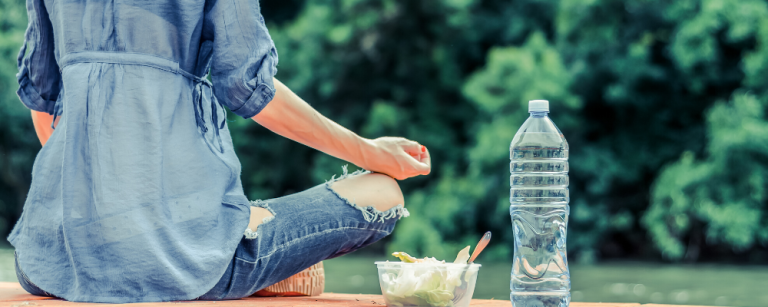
top-left (402, 142), bottom-right (423, 157)
top-left (401, 146), bottom-right (430, 177)
top-left (395, 138), bottom-right (428, 177)
top-left (419, 146), bottom-right (431, 175)
top-left (367, 136), bottom-right (431, 180)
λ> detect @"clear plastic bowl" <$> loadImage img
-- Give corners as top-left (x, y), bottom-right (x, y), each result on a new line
top-left (375, 261), bottom-right (481, 307)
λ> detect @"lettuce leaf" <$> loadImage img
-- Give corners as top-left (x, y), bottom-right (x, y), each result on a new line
top-left (453, 246), bottom-right (470, 264)
top-left (382, 247), bottom-right (473, 306)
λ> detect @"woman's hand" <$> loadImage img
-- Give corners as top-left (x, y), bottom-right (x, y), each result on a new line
top-left (31, 110), bottom-right (58, 146)
top-left (360, 137), bottom-right (431, 180)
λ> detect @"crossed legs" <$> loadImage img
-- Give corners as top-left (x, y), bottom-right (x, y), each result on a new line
top-left (247, 172), bottom-right (404, 233)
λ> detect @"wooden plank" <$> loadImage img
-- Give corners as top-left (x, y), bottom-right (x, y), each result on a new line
top-left (0, 282), bottom-right (55, 302)
top-left (0, 296), bottom-right (646, 307)
top-left (3, 283), bottom-right (714, 307)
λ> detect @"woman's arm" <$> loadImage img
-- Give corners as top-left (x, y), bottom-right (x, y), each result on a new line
top-left (31, 110), bottom-right (57, 146)
top-left (253, 78), bottom-right (430, 180)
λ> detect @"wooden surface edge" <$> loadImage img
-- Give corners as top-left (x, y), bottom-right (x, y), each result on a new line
top-left (0, 282), bottom-right (717, 306)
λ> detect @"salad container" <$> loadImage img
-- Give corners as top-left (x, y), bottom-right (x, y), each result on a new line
top-left (376, 261), bottom-right (481, 307)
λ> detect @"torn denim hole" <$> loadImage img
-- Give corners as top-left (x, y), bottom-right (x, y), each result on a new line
top-left (325, 165), bottom-right (410, 223)
top-left (244, 199), bottom-right (276, 239)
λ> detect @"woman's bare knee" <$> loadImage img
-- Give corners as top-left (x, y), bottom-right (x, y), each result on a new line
top-left (248, 207), bottom-right (274, 232)
top-left (330, 172), bottom-right (404, 212)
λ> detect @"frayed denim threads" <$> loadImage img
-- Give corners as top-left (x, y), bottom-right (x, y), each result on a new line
top-left (244, 200), bottom-right (276, 239)
top-left (325, 165), bottom-right (410, 223)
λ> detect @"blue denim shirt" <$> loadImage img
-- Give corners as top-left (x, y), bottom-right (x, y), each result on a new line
top-left (9, 0), bottom-right (278, 303)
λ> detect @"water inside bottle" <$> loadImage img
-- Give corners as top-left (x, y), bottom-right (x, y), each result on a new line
top-left (510, 123), bottom-right (570, 307)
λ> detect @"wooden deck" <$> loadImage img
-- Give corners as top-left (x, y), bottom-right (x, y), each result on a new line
top-left (0, 283), bottom-right (715, 307)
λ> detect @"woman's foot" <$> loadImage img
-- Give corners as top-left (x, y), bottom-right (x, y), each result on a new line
top-left (252, 262), bottom-right (325, 297)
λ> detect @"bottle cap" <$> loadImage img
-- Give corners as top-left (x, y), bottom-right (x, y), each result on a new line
top-left (528, 100), bottom-right (549, 112)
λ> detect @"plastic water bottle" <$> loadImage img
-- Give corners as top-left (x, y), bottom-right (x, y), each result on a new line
top-left (509, 100), bottom-right (570, 307)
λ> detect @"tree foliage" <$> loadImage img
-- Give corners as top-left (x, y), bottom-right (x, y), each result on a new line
top-left (642, 0), bottom-right (768, 262)
top-left (0, 0), bottom-right (767, 262)
top-left (0, 0), bottom-right (37, 239)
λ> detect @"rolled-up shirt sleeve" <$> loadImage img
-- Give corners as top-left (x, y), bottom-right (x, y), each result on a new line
top-left (205, 0), bottom-right (279, 119)
top-left (17, 0), bottom-right (61, 115)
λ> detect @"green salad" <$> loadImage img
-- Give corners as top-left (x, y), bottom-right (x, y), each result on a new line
top-left (379, 247), bottom-right (477, 307)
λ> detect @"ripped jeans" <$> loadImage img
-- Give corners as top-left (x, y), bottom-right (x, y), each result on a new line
top-left (197, 167), bottom-right (408, 300)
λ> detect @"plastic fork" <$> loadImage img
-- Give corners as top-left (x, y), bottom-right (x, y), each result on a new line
top-left (453, 231), bottom-right (492, 303)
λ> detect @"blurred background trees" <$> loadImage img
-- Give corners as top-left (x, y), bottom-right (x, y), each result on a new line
top-left (0, 0), bottom-right (38, 243)
top-left (1, 0), bottom-right (767, 263)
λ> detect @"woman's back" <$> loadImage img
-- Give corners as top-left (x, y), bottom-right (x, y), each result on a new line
top-left (49, 0), bottom-right (207, 73)
top-left (12, 0), bottom-right (278, 302)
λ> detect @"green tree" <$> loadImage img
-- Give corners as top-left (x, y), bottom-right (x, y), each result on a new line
top-left (644, 0), bottom-right (768, 262)
top-left (646, 93), bottom-right (768, 261)
top-left (0, 0), bottom-right (37, 240)
top-left (227, 0), bottom-right (768, 262)
top-left (2, 0), bottom-right (768, 262)
top-left (383, 0), bottom-right (768, 261)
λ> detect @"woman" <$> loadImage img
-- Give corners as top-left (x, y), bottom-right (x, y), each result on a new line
top-left (12, 0), bottom-right (430, 303)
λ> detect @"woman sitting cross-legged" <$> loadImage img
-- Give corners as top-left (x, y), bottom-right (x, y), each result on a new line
top-left (12, 0), bottom-right (430, 302)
